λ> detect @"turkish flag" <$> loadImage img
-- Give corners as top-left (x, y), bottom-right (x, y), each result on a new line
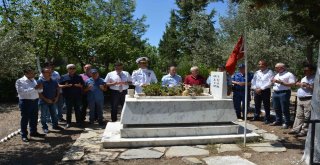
top-left (225, 35), bottom-right (244, 75)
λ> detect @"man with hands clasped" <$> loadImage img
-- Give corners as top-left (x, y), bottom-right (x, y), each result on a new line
top-left (105, 62), bottom-right (132, 122)
top-left (85, 69), bottom-right (107, 126)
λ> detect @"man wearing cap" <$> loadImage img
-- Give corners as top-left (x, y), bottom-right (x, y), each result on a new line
top-left (105, 62), bottom-right (132, 122)
top-left (80, 64), bottom-right (92, 123)
top-left (270, 63), bottom-right (296, 129)
top-left (132, 57), bottom-right (158, 94)
top-left (161, 66), bottom-right (182, 87)
top-left (184, 66), bottom-right (206, 86)
top-left (232, 64), bottom-right (254, 119)
top-left (84, 69), bottom-right (107, 126)
top-left (251, 60), bottom-right (274, 124)
top-left (59, 64), bottom-right (84, 128)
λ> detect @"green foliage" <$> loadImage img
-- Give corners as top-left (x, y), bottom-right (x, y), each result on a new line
top-left (142, 83), bottom-right (204, 96)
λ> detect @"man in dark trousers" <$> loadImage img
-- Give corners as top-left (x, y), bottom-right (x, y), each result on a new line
top-left (15, 67), bottom-right (44, 142)
top-left (59, 64), bottom-right (84, 128)
top-left (105, 62), bottom-right (132, 122)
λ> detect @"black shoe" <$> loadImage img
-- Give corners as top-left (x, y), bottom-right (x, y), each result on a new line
top-left (89, 121), bottom-right (94, 124)
top-left (22, 137), bottom-right (29, 142)
top-left (288, 130), bottom-right (298, 135)
top-left (30, 132), bottom-right (45, 137)
top-left (296, 132), bottom-right (306, 137)
top-left (99, 121), bottom-right (106, 126)
top-left (250, 117), bottom-right (260, 121)
top-left (76, 123), bottom-right (83, 128)
top-left (263, 120), bottom-right (271, 125)
top-left (281, 124), bottom-right (289, 129)
top-left (59, 118), bottom-right (67, 122)
top-left (269, 122), bottom-right (282, 126)
top-left (52, 126), bottom-right (64, 130)
top-left (65, 124), bottom-right (70, 128)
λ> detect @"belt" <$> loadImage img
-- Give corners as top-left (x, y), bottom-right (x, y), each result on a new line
top-left (274, 90), bottom-right (290, 94)
top-left (298, 96), bottom-right (312, 101)
top-left (20, 99), bottom-right (38, 101)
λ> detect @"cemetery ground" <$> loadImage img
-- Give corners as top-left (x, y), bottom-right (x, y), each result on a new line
top-left (0, 100), bottom-right (306, 165)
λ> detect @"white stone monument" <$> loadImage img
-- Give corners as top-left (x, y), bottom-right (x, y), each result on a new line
top-left (210, 71), bottom-right (227, 99)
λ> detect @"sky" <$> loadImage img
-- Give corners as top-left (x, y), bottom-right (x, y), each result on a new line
top-left (134, 0), bottom-right (229, 47)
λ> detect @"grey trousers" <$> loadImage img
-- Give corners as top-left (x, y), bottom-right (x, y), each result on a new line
top-left (292, 98), bottom-right (312, 133)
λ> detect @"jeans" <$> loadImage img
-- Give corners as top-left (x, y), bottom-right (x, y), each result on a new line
top-left (19, 99), bottom-right (39, 138)
top-left (56, 94), bottom-right (65, 120)
top-left (253, 88), bottom-right (271, 121)
top-left (88, 99), bottom-right (104, 123)
top-left (40, 103), bottom-right (58, 129)
top-left (81, 94), bottom-right (88, 121)
top-left (233, 91), bottom-right (251, 119)
top-left (110, 89), bottom-right (127, 121)
top-left (272, 90), bottom-right (291, 125)
top-left (65, 97), bottom-right (82, 124)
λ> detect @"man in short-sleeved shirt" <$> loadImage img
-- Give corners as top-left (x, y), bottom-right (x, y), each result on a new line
top-left (162, 66), bottom-right (182, 87)
top-left (270, 63), bottom-right (296, 129)
top-left (184, 66), bottom-right (205, 86)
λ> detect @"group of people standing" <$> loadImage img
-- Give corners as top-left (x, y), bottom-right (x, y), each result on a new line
top-left (15, 56), bottom-right (315, 142)
top-left (231, 60), bottom-right (315, 137)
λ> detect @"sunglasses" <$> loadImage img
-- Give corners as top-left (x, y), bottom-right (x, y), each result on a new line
top-left (69, 68), bottom-right (76, 70)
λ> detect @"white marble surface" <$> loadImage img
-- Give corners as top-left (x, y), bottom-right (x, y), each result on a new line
top-left (120, 98), bottom-right (237, 125)
top-left (101, 122), bottom-right (260, 148)
top-left (121, 124), bottom-right (239, 138)
top-left (210, 72), bottom-right (227, 99)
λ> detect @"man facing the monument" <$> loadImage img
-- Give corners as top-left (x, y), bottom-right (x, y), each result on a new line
top-left (131, 57), bottom-right (158, 94)
top-left (161, 66), bottom-right (182, 87)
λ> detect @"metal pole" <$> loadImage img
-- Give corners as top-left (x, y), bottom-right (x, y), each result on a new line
top-left (244, 33), bottom-right (248, 147)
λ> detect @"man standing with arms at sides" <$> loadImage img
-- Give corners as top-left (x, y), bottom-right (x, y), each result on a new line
top-left (105, 62), bottom-right (132, 122)
top-left (289, 64), bottom-right (315, 136)
top-left (38, 67), bottom-right (63, 134)
top-left (232, 64), bottom-right (254, 120)
top-left (161, 66), bottom-right (182, 87)
top-left (270, 63), bottom-right (296, 129)
top-left (251, 60), bottom-right (274, 124)
top-left (15, 67), bottom-right (44, 142)
top-left (85, 69), bottom-right (107, 126)
top-left (80, 64), bottom-right (92, 123)
top-left (59, 64), bottom-right (84, 128)
top-left (132, 57), bottom-right (158, 94)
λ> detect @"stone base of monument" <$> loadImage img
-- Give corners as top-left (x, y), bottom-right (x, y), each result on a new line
top-left (101, 95), bottom-right (260, 148)
top-left (102, 122), bottom-right (259, 148)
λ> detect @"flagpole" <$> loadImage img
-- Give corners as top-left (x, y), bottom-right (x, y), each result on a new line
top-left (244, 31), bottom-right (248, 147)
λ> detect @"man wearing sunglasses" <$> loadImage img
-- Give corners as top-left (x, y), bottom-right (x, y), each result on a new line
top-left (132, 57), bottom-right (158, 94)
top-left (59, 64), bottom-right (84, 128)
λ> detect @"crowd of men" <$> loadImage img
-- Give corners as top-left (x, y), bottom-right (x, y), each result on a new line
top-left (15, 57), bottom-right (315, 142)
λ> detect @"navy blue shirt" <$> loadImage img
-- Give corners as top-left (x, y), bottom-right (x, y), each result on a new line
top-left (37, 78), bottom-right (59, 104)
top-left (85, 78), bottom-right (106, 101)
top-left (232, 72), bottom-right (254, 91)
top-left (59, 74), bottom-right (84, 99)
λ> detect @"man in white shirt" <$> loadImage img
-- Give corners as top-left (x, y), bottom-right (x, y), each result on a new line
top-left (131, 57), bottom-right (158, 94)
top-left (289, 64), bottom-right (315, 136)
top-left (15, 67), bottom-right (44, 142)
top-left (161, 66), bottom-right (182, 87)
top-left (251, 60), bottom-right (274, 124)
top-left (270, 63), bottom-right (296, 129)
top-left (105, 62), bottom-right (132, 122)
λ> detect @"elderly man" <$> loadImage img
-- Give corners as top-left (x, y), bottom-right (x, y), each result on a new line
top-left (251, 60), bottom-right (274, 124)
top-left (105, 62), bottom-right (132, 122)
top-left (85, 69), bottom-right (107, 126)
top-left (289, 64), bottom-right (315, 136)
top-left (161, 66), bottom-right (182, 87)
top-left (270, 63), bottom-right (296, 129)
top-left (184, 66), bottom-right (205, 86)
top-left (232, 64), bottom-right (254, 119)
top-left (59, 64), bottom-right (84, 128)
top-left (80, 64), bottom-right (92, 122)
top-left (38, 68), bottom-right (63, 134)
top-left (132, 57), bottom-right (158, 94)
top-left (15, 67), bottom-right (44, 142)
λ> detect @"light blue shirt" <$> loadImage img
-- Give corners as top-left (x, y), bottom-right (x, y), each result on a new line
top-left (85, 78), bottom-right (105, 101)
top-left (161, 74), bottom-right (182, 87)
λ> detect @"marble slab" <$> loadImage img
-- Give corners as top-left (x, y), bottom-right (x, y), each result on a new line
top-left (101, 122), bottom-right (260, 148)
top-left (121, 124), bottom-right (239, 138)
top-left (120, 98), bottom-right (237, 125)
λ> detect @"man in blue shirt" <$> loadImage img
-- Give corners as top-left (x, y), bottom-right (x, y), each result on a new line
top-left (161, 66), bottom-right (182, 87)
top-left (232, 64), bottom-right (254, 119)
top-left (38, 68), bottom-right (63, 133)
top-left (85, 69), bottom-right (107, 126)
top-left (59, 64), bottom-right (84, 128)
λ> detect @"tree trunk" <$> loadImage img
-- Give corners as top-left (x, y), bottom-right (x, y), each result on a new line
top-left (305, 41), bottom-right (314, 64)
